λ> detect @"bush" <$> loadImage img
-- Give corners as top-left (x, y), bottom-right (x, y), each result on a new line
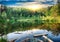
top-left (0, 38), bottom-right (7, 42)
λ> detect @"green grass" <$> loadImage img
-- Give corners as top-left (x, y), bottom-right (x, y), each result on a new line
top-left (0, 38), bottom-right (7, 42)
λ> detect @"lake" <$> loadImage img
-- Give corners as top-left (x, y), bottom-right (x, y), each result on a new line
top-left (7, 29), bottom-right (60, 42)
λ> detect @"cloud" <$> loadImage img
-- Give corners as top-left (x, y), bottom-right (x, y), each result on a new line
top-left (1, 0), bottom-right (32, 1)
top-left (1, 0), bottom-right (57, 4)
top-left (1, 0), bottom-right (40, 1)
top-left (15, 2), bottom-right (39, 5)
top-left (7, 2), bottom-right (39, 6)
top-left (1, 0), bottom-right (57, 6)
top-left (7, 1), bottom-right (53, 8)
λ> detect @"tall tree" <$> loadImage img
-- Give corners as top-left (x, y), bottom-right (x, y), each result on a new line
top-left (57, 0), bottom-right (60, 15)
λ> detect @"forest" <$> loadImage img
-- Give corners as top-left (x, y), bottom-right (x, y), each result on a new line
top-left (0, 2), bottom-right (60, 42)
top-left (0, 3), bottom-right (60, 35)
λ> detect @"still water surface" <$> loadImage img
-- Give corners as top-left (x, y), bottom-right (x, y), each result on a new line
top-left (7, 29), bottom-right (60, 42)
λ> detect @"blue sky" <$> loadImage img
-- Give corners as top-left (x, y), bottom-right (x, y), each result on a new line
top-left (1, 0), bottom-right (56, 2)
top-left (0, 0), bottom-right (57, 7)
top-left (1, 0), bottom-right (41, 1)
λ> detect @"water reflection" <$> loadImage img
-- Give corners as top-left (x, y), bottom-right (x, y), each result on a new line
top-left (7, 29), bottom-right (60, 42)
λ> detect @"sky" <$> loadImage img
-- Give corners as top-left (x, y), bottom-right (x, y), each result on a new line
top-left (0, 0), bottom-right (57, 7)
top-left (0, 0), bottom-right (57, 2)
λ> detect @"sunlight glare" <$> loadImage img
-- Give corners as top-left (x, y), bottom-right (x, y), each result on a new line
top-left (27, 5), bottom-right (41, 11)
top-left (32, 29), bottom-right (40, 31)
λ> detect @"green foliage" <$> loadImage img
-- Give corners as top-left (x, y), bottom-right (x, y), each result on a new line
top-left (50, 4), bottom-right (60, 16)
top-left (0, 4), bottom-right (60, 36)
top-left (0, 38), bottom-right (7, 42)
